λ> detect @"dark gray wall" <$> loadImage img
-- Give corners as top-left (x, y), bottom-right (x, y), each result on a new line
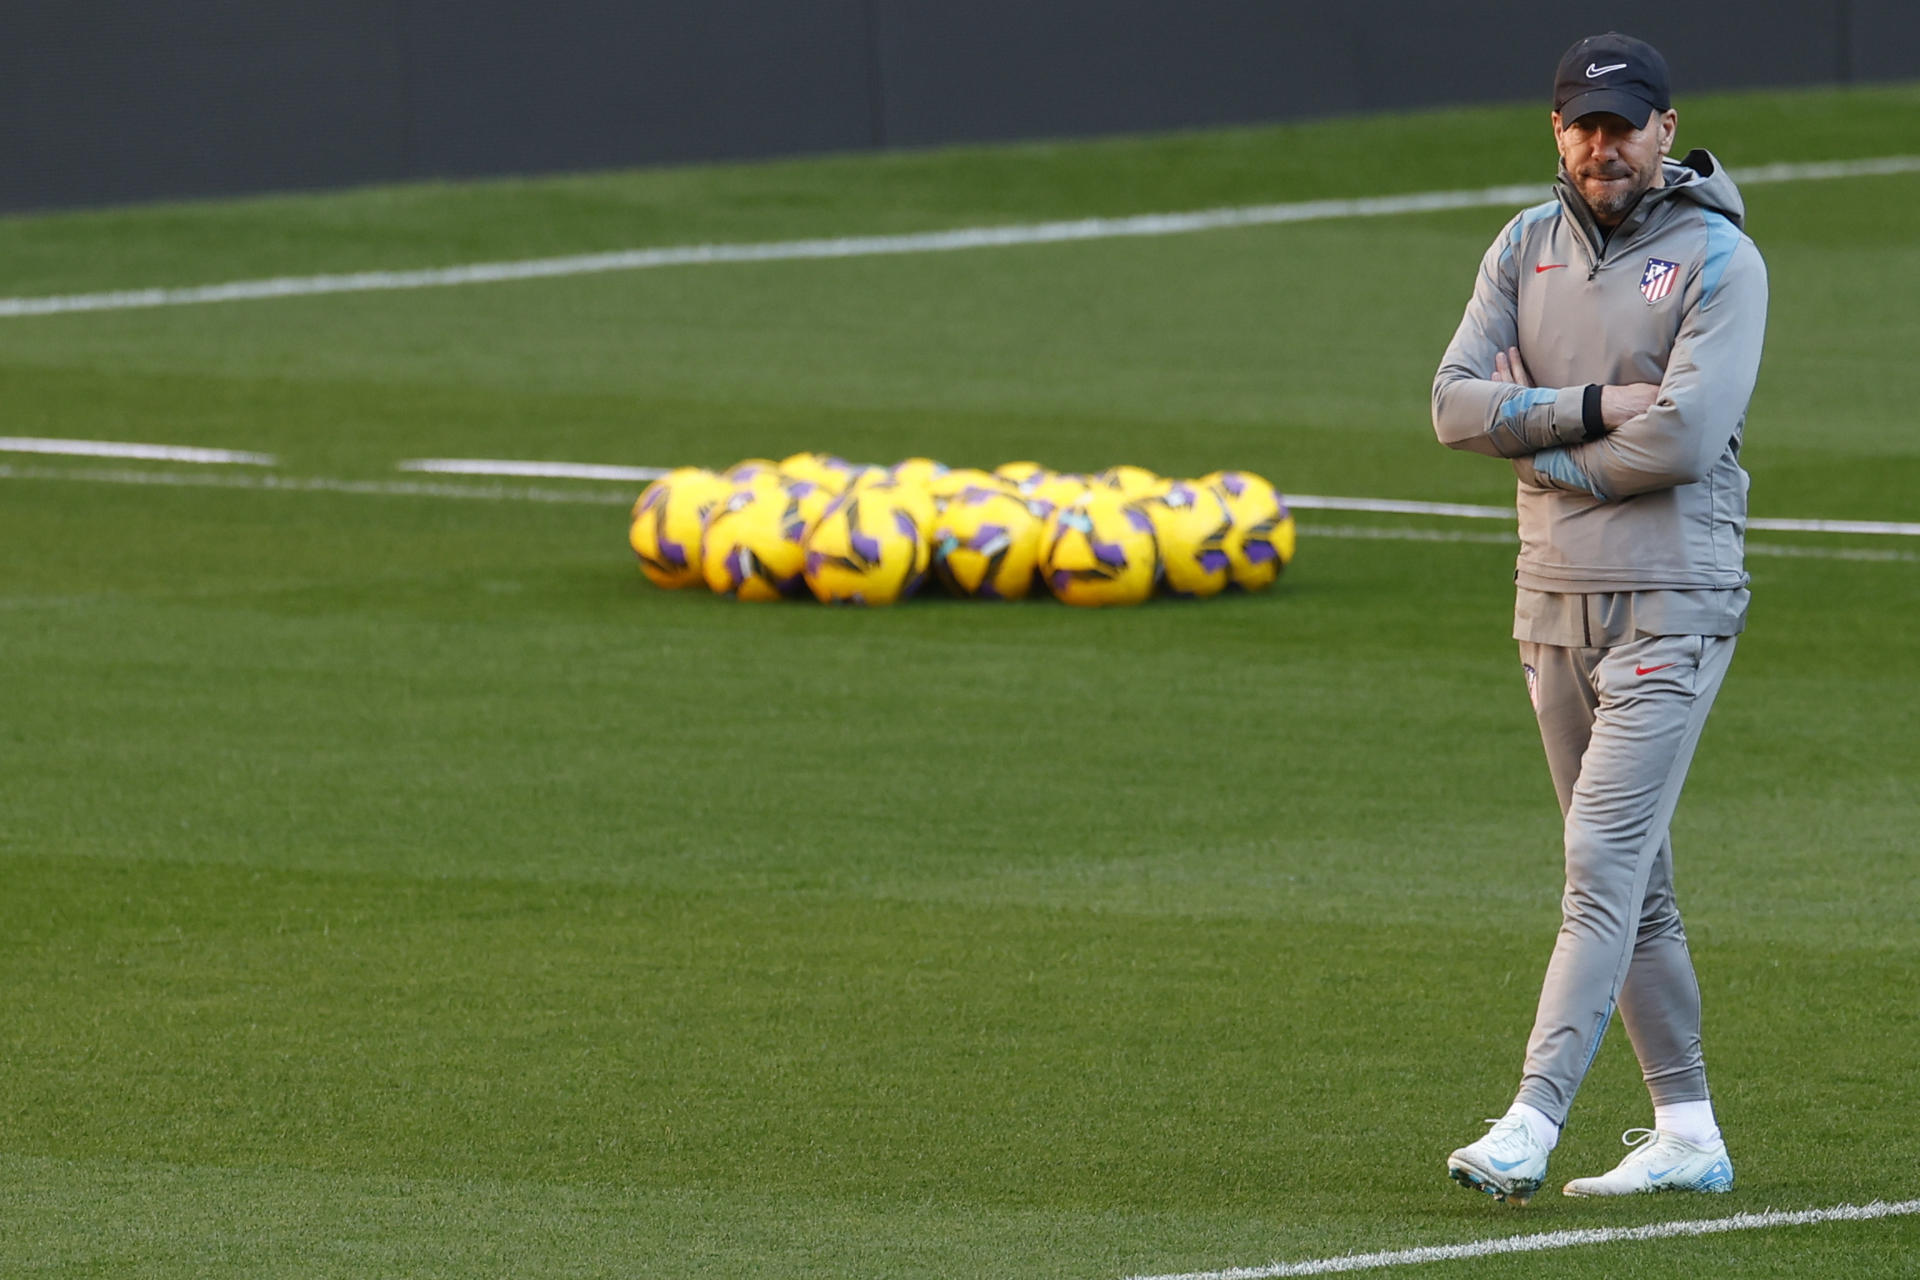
top-left (4, 1), bottom-right (1915, 213)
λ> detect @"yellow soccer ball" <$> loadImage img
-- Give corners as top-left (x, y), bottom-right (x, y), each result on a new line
top-left (931, 486), bottom-right (1042, 600)
top-left (1143, 480), bottom-right (1235, 598)
top-left (926, 467), bottom-right (1012, 511)
top-left (700, 481), bottom-right (809, 601)
top-left (888, 456), bottom-right (950, 490)
top-left (629, 467), bottom-right (730, 589)
top-left (860, 477), bottom-right (937, 533)
top-left (781, 475), bottom-right (840, 540)
top-left (1026, 471), bottom-right (1092, 516)
top-left (1038, 490), bottom-right (1160, 607)
top-left (993, 460), bottom-right (1050, 491)
top-left (1204, 470), bottom-right (1297, 590)
top-left (804, 486), bottom-right (931, 605)
top-left (723, 457), bottom-right (782, 487)
top-left (778, 452), bottom-right (850, 491)
top-left (834, 463), bottom-right (890, 494)
top-left (1094, 464), bottom-right (1169, 501)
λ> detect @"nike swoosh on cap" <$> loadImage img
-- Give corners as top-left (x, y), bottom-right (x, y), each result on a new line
top-left (1586, 62), bottom-right (1628, 76)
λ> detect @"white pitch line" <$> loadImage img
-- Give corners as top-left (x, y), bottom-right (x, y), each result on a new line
top-left (1124, 1197), bottom-right (1920, 1280)
top-left (1748, 516), bottom-right (1920, 536)
top-left (1291, 494), bottom-right (1920, 537)
top-left (0, 436), bottom-right (276, 466)
top-left (2, 156), bottom-right (1916, 319)
top-left (4, 463), bottom-right (1914, 563)
top-left (397, 457), bottom-right (670, 482)
top-left (1304, 523), bottom-right (1513, 546)
top-left (1289, 494), bottom-right (1512, 520)
top-left (1745, 541), bottom-right (1920, 563)
top-left (384, 463), bottom-right (1920, 538)
top-left (0, 463), bottom-right (631, 506)
top-left (15, 444), bottom-right (1901, 538)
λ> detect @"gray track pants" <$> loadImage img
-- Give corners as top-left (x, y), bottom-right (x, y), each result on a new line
top-left (1514, 632), bottom-right (1737, 1126)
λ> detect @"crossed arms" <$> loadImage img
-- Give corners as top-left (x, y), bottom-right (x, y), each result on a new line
top-left (1430, 211), bottom-right (1767, 502)
top-left (1487, 347), bottom-right (1657, 499)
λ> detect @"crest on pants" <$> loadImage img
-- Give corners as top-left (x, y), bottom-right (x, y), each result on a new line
top-left (1640, 257), bottom-right (1679, 304)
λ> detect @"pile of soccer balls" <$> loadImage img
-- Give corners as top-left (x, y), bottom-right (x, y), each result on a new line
top-left (628, 453), bottom-right (1296, 606)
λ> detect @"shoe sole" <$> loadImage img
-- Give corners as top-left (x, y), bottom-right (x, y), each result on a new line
top-left (1448, 1160), bottom-right (1541, 1206)
top-left (1562, 1179), bottom-right (1734, 1198)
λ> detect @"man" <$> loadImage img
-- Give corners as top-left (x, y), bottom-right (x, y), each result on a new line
top-left (1430, 32), bottom-right (1767, 1204)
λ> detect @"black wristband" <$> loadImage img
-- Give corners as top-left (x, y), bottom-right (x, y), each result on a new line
top-left (1581, 384), bottom-right (1606, 439)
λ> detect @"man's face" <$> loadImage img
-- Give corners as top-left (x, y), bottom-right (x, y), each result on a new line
top-left (1553, 107), bottom-right (1678, 225)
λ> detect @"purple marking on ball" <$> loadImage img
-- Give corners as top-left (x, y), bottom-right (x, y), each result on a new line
top-left (893, 509), bottom-right (921, 540)
top-left (658, 532), bottom-right (690, 568)
top-left (1218, 472), bottom-right (1249, 497)
top-left (806, 550), bottom-right (829, 576)
top-left (1199, 549), bottom-right (1230, 573)
top-left (850, 527), bottom-right (883, 566)
top-left (1124, 506), bottom-right (1154, 535)
top-left (725, 547), bottom-right (754, 584)
top-left (968, 524), bottom-right (1009, 554)
top-left (1089, 536), bottom-right (1128, 568)
top-left (1244, 540), bottom-right (1278, 564)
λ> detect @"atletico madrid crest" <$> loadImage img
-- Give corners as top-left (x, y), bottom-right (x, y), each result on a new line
top-left (1640, 257), bottom-right (1679, 304)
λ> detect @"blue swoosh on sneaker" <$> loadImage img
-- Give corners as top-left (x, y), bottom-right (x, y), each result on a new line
top-left (1490, 1156), bottom-right (1530, 1172)
top-left (1649, 1165), bottom-right (1686, 1180)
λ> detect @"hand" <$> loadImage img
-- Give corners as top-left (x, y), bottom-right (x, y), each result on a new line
top-left (1492, 346), bottom-right (1533, 387)
top-left (1601, 383), bottom-right (1660, 426)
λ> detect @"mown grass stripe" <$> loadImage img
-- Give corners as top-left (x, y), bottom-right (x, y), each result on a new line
top-left (2, 157), bottom-right (1916, 319)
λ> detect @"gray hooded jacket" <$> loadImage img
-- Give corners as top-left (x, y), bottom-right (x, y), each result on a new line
top-left (1432, 149), bottom-right (1768, 632)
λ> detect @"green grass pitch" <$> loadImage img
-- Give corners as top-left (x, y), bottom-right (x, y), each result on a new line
top-left (2, 84), bottom-right (1917, 1278)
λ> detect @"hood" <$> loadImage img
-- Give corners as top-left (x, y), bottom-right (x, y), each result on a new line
top-left (1653, 148), bottom-right (1745, 228)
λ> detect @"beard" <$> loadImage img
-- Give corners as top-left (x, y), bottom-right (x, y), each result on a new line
top-left (1576, 160), bottom-right (1657, 224)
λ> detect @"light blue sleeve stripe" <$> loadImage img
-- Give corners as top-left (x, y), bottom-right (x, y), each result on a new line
top-left (1496, 386), bottom-right (1558, 427)
top-left (1497, 217), bottom-right (1520, 273)
top-left (1533, 446), bottom-right (1608, 500)
top-left (1699, 212), bottom-right (1743, 305)
top-left (1519, 200), bottom-right (1559, 235)
top-left (1499, 200), bottom-right (1560, 272)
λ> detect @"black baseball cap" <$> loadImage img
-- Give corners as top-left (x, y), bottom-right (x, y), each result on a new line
top-left (1554, 33), bottom-right (1671, 126)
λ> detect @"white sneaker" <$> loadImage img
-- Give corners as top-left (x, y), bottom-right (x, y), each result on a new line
top-left (1447, 1116), bottom-right (1550, 1205)
top-left (1562, 1128), bottom-right (1734, 1197)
